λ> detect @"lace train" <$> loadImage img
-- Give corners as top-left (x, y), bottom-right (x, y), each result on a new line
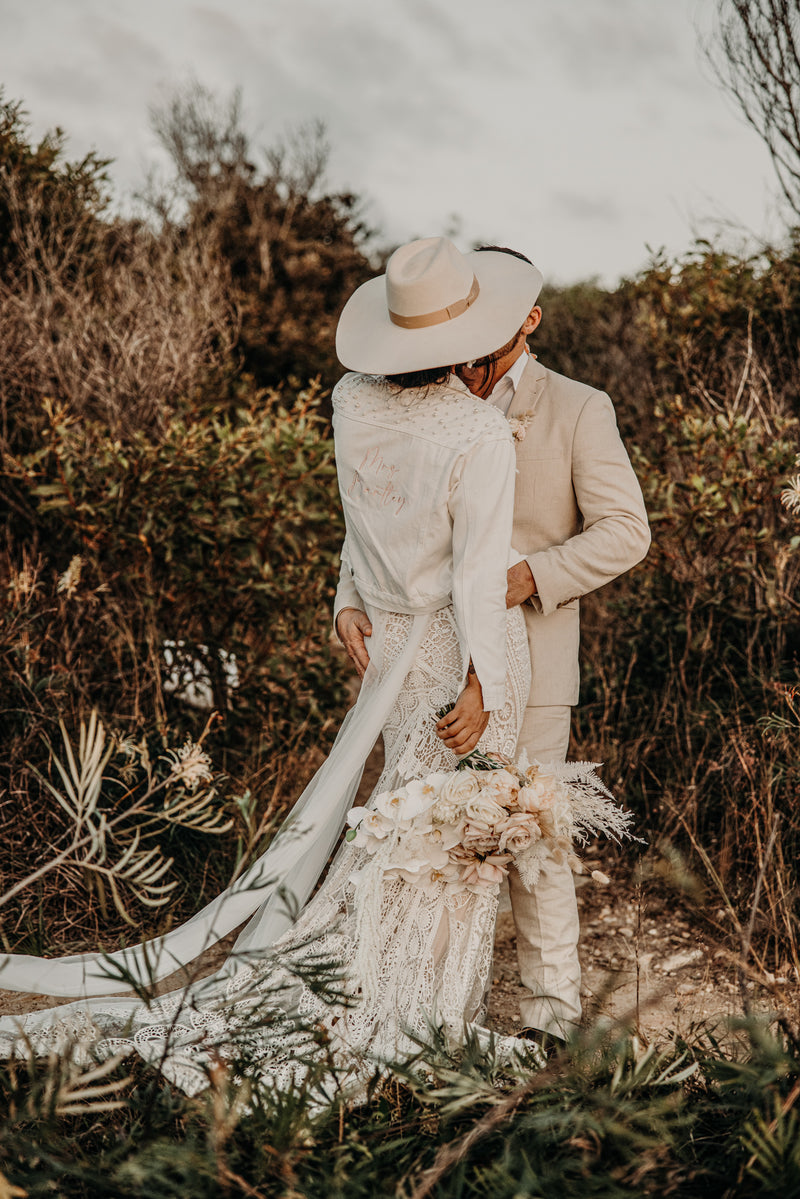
top-left (0, 606), bottom-right (531, 1097)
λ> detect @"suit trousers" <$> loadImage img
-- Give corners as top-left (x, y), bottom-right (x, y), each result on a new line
top-left (508, 704), bottom-right (581, 1037)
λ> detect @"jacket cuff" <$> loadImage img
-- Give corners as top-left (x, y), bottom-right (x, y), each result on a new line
top-left (480, 683), bottom-right (507, 712)
top-left (332, 601), bottom-right (366, 643)
top-left (525, 552), bottom-right (562, 617)
top-left (333, 572), bottom-right (365, 635)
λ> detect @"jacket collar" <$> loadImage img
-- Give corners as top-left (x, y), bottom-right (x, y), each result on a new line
top-left (506, 355), bottom-right (547, 421)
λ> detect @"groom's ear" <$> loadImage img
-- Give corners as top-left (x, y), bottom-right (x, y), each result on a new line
top-left (521, 306), bottom-right (542, 336)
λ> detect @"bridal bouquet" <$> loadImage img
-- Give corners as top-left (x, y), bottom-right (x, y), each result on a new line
top-left (345, 750), bottom-right (634, 899)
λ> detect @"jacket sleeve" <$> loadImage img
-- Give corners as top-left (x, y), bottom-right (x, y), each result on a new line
top-left (450, 434), bottom-right (516, 711)
top-left (332, 535), bottom-right (366, 638)
top-left (526, 391), bottom-right (651, 617)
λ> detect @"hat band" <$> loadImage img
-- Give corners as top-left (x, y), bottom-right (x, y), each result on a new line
top-left (388, 275), bottom-right (480, 330)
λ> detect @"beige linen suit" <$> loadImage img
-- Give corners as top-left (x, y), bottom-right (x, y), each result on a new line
top-left (506, 355), bottom-right (650, 1036)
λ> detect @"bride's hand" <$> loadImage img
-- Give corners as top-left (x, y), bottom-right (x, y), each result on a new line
top-left (435, 673), bottom-right (490, 756)
top-left (336, 607), bottom-right (373, 678)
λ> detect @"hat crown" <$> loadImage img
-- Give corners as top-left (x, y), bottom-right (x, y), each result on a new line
top-left (335, 236), bottom-right (543, 375)
top-left (385, 237), bottom-right (474, 319)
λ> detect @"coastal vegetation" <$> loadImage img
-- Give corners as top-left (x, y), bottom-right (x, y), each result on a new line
top-left (1, 40), bottom-right (799, 1195)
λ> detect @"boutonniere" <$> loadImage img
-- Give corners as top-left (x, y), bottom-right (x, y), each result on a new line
top-left (508, 410), bottom-right (535, 443)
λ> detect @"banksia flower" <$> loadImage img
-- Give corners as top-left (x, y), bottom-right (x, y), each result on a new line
top-left (781, 473), bottom-right (800, 516)
top-left (165, 740), bottom-right (214, 790)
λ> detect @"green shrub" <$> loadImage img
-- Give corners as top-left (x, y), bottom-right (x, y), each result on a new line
top-left (551, 241), bottom-right (800, 961)
top-left (1, 384), bottom-right (349, 948)
top-left (2, 1017), bottom-right (798, 1197)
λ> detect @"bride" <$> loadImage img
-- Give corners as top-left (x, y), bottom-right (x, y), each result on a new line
top-left (0, 238), bottom-right (572, 1095)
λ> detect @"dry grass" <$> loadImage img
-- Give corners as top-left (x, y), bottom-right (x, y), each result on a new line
top-left (0, 172), bottom-right (237, 437)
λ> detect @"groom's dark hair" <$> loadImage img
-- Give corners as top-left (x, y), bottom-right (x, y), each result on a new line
top-left (475, 244), bottom-right (533, 265)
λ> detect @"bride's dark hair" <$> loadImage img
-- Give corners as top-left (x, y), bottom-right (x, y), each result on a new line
top-left (385, 365), bottom-right (451, 389)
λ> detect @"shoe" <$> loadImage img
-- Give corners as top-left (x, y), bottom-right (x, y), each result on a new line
top-left (517, 1027), bottom-right (567, 1061)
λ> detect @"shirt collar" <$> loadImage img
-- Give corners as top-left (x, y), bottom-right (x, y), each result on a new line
top-left (503, 348), bottom-right (530, 393)
top-left (486, 347), bottom-right (530, 414)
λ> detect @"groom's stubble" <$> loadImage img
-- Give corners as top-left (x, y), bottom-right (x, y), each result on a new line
top-left (455, 325), bottom-right (527, 399)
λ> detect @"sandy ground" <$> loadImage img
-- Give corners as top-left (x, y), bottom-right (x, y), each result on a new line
top-left (489, 878), bottom-right (768, 1043)
top-left (2, 737), bottom-right (795, 1040)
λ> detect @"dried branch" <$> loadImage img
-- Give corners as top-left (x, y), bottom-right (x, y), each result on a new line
top-left (707, 0), bottom-right (800, 217)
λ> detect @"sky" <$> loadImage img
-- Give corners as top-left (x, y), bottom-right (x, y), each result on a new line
top-left (0, 0), bottom-right (787, 286)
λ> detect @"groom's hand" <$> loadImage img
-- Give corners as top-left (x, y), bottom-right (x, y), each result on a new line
top-left (336, 607), bottom-right (372, 678)
top-left (506, 560), bottom-right (537, 607)
top-left (436, 674), bottom-right (490, 755)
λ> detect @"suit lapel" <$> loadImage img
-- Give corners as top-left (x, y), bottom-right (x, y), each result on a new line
top-left (507, 356), bottom-right (547, 421)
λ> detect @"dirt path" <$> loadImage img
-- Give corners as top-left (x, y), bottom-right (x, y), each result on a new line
top-left (489, 876), bottom-right (755, 1042)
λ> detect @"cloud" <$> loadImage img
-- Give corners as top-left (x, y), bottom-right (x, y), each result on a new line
top-left (540, 0), bottom-right (689, 91)
top-left (0, 0), bottom-right (779, 286)
top-left (223, 0), bottom-right (499, 200)
top-left (396, 0), bottom-right (509, 74)
top-left (550, 191), bottom-right (623, 226)
top-left (87, 16), bottom-right (167, 74)
top-left (191, 4), bottom-right (247, 41)
top-left (23, 62), bottom-right (105, 112)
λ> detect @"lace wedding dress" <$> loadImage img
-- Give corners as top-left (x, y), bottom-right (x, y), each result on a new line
top-left (0, 604), bottom-right (530, 1098)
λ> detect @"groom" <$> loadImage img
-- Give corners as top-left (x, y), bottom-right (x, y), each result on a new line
top-left (335, 246), bottom-right (650, 1043)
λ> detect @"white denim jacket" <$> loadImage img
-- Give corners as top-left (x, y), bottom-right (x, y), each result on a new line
top-left (332, 372), bottom-right (516, 711)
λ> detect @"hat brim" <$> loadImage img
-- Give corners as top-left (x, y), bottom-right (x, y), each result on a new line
top-left (335, 250), bottom-right (543, 375)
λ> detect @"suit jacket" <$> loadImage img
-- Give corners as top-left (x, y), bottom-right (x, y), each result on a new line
top-left (510, 356), bottom-right (650, 706)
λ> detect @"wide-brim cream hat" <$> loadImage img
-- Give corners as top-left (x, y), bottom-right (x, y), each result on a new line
top-left (336, 236), bottom-right (543, 375)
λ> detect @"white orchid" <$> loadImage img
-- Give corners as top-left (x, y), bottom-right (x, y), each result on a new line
top-left (425, 822), bottom-right (464, 852)
top-left (375, 778), bottom-right (439, 823)
top-left (397, 860), bottom-right (463, 896)
top-left (385, 833), bottom-right (451, 879)
top-left (346, 807), bottom-right (392, 849)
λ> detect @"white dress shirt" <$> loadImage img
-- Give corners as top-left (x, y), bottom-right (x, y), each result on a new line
top-left (484, 350), bottom-right (530, 569)
top-left (332, 372), bottom-right (516, 710)
top-left (486, 348), bottom-right (530, 415)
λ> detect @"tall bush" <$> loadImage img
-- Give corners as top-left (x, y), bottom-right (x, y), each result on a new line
top-left (543, 241), bottom-right (800, 962)
top-left (1, 384), bottom-right (349, 949)
top-left (147, 83), bottom-right (375, 393)
top-left (0, 96), bottom-right (352, 949)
